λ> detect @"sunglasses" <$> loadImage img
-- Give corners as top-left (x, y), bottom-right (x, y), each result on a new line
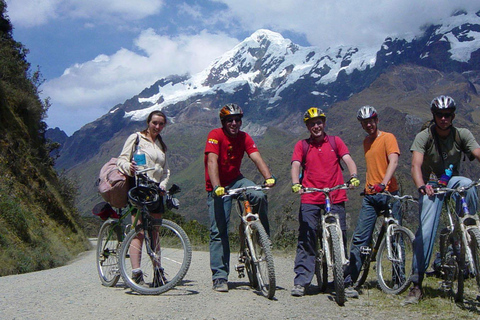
top-left (307, 120), bottom-right (324, 127)
top-left (434, 112), bottom-right (454, 119)
top-left (226, 117), bottom-right (242, 123)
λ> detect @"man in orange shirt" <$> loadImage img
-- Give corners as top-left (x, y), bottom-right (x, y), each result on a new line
top-left (344, 106), bottom-right (401, 298)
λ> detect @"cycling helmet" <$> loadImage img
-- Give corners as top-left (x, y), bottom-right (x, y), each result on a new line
top-left (128, 185), bottom-right (160, 210)
top-left (219, 103), bottom-right (243, 121)
top-left (357, 105), bottom-right (378, 121)
top-left (303, 107), bottom-right (326, 123)
top-left (431, 95), bottom-right (456, 112)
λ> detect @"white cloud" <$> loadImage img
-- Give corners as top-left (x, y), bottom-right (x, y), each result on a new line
top-left (218, 0), bottom-right (480, 50)
top-left (42, 29), bottom-right (239, 134)
top-left (5, 0), bottom-right (165, 27)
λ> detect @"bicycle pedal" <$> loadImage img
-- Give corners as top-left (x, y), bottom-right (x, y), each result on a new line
top-left (360, 246), bottom-right (371, 255)
top-left (235, 264), bottom-right (245, 278)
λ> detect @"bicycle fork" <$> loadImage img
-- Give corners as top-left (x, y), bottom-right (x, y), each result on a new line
top-left (321, 212), bottom-right (348, 267)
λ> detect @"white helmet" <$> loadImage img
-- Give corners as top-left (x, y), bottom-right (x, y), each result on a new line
top-left (357, 106), bottom-right (378, 121)
top-left (431, 95), bottom-right (456, 112)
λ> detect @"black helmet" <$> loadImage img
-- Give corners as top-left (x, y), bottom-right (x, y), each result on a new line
top-left (357, 105), bottom-right (378, 121)
top-left (219, 103), bottom-right (243, 121)
top-left (128, 185), bottom-right (160, 211)
top-left (431, 95), bottom-right (456, 112)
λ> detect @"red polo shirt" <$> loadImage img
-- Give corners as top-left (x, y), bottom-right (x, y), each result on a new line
top-left (292, 135), bottom-right (349, 204)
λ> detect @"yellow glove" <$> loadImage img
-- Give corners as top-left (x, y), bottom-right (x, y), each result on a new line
top-left (348, 177), bottom-right (360, 188)
top-left (264, 175), bottom-right (276, 187)
top-left (213, 186), bottom-right (225, 197)
top-left (292, 183), bottom-right (302, 193)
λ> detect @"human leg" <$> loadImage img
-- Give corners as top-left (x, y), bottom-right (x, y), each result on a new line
top-left (293, 203), bottom-right (321, 289)
top-left (208, 192), bottom-right (232, 281)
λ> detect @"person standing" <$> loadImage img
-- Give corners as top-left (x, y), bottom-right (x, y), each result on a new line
top-left (404, 95), bottom-right (480, 305)
top-left (290, 107), bottom-right (360, 297)
top-left (117, 110), bottom-right (170, 285)
top-left (343, 106), bottom-right (401, 298)
top-left (204, 103), bottom-right (276, 292)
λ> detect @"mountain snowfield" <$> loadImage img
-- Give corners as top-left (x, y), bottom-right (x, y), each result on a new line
top-left (125, 10), bottom-right (480, 123)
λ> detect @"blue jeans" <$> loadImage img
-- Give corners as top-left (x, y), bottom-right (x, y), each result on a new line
top-left (345, 192), bottom-right (401, 284)
top-left (293, 202), bottom-right (346, 287)
top-left (410, 176), bottom-right (478, 285)
top-left (207, 177), bottom-right (269, 281)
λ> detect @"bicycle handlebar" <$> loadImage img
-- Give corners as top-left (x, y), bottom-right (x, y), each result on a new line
top-left (302, 183), bottom-right (350, 194)
top-left (376, 191), bottom-right (418, 202)
top-left (432, 179), bottom-right (480, 194)
top-left (224, 185), bottom-right (270, 196)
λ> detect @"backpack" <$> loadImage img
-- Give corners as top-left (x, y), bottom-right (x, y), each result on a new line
top-left (97, 134), bottom-right (140, 208)
top-left (299, 135), bottom-right (343, 182)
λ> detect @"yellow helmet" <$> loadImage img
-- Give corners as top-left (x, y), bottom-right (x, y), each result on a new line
top-left (303, 107), bottom-right (326, 123)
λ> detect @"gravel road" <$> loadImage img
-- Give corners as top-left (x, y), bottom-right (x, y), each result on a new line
top-left (0, 240), bottom-right (425, 320)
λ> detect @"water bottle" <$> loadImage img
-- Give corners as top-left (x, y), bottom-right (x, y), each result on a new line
top-left (133, 146), bottom-right (146, 166)
top-left (438, 164), bottom-right (453, 186)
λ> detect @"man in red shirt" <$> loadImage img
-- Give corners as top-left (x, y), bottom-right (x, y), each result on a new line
top-left (204, 103), bottom-right (276, 292)
top-left (290, 107), bottom-right (359, 297)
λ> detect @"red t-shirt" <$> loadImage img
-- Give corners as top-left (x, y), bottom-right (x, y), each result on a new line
top-left (292, 135), bottom-right (349, 204)
top-left (204, 128), bottom-right (259, 191)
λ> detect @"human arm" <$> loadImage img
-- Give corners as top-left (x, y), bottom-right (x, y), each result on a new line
top-left (411, 150), bottom-right (433, 196)
top-left (291, 160), bottom-right (303, 193)
top-left (341, 154), bottom-right (359, 187)
top-left (249, 151), bottom-right (275, 187)
top-left (473, 148), bottom-right (480, 163)
top-left (206, 152), bottom-right (225, 196)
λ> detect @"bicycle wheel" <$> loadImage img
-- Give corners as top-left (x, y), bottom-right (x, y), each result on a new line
top-left (243, 233), bottom-right (258, 288)
top-left (315, 230), bottom-right (328, 292)
top-left (96, 219), bottom-right (122, 287)
top-left (448, 234), bottom-right (465, 303)
top-left (249, 220), bottom-right (276, 299)
top-left (376, 226), bottom-right (414, 294)
top-left (118, 218), bottom-right (192, 295)
top-left (328, 225), bottom-right (345, 306)
top-left (468, 227), bottom-right (480, 291)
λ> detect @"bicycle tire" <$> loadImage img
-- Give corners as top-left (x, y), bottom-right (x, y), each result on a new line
top-left (328, 225), bottom-right (345, 306)
top-left (118, 218), bottom-right (192, 295)
top-left (315, 230), bottom-right (328, 292)
top-left (450, 233), bottom-right (466, 303)
top-left (376, 226), bottom-right (414, 294)
top-left (249, 220), bottom-right (276, 299)
top-left (468, 227), bottom-right (480, 291)
top-left (243, 235), bottom-right (258, 289)
top-left (96, 219), bottom-right (122, 287)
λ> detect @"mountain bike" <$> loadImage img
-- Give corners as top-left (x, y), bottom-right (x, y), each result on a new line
top-left (302, 183), bottom-right (350, 306)
top-left (117, 167), bottom-right (192, 295)
top-left (432, 179), bottom-right (480, 302)
top-left (226, 185), bottom-right (276, 299)
top-left (352, 191), bottom-right (416, 295)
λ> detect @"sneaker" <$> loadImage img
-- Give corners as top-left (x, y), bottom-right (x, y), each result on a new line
top-left (291, 285), bottom-right (305, 297)
top-left (132, 271), bottom-right (145, 285)
top-left (212, 278), bottom-right (229, 292)
top-left (345, 286), bottom-right (359, 299)
top-left (402, 285), bottom-right (422, 305)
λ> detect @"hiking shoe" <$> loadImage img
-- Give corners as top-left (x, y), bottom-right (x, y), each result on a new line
top-left (132, 271), bottom-right (145, 285)
top-left (345, 286), bottom-right (359, 299)
top-left (212, 278), bottom-right (228, 292)
top-left (291, 285), bottom-right (305, 297)
top-left (402, 285), bottom-right (422, 305)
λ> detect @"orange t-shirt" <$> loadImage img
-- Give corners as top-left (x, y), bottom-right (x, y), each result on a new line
top-left (363, 131), bottom-right (400, 195)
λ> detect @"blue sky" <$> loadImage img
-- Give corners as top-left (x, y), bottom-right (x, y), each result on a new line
top-left (5, 0), bottom-right (480, 135)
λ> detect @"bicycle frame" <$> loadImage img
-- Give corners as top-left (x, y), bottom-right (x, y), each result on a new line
top-left (303, 185), bottom-right (349, 268)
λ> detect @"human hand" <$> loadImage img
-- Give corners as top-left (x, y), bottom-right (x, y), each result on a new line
top-left (292, 183), bottom-right (302, 193)
top-left (213, 186), bottom-right (225, 197)
top-left (371, 183), bottom-right (386, 193)
top-left (264, 175), bottom-right (276, 187)
top-left (418, 184), bottom-right (434, 196)
top-left (348, 177), bottom-right (360, 188)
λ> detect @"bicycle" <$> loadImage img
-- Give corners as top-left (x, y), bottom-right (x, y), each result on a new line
top-left (117, 167), bottom-right (192, 295)
top-left (431, 179), bottom-right (480, 302)
top-left (351, 191), bottom-right (416, 295)
top-left (225, 185), bottom-right (276, 299)
top-left (302, 183), bottom-right (351, 306)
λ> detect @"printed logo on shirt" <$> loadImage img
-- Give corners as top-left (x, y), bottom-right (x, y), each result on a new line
top-left (208, 138), bottom-right (218, 145)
